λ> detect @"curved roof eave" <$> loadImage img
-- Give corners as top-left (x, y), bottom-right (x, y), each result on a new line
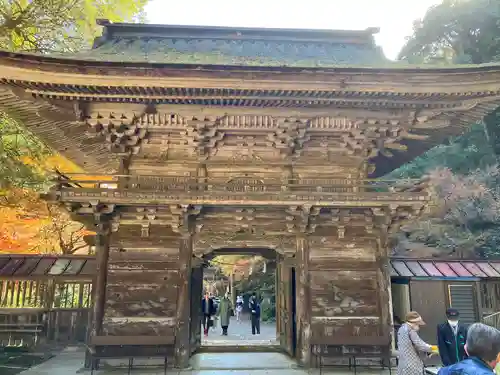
top-left (2, 49), bottom-right (500, 74)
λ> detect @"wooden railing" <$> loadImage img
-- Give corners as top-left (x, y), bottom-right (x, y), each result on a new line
top-left (0, 279), bottom-right (92, 347)
top-left (482, 311), bottom-right (500, 329)
top-left (50, 174), bottom-right (429, 194)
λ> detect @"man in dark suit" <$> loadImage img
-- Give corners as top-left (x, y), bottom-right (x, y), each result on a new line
top-left (437, 308), bottom-right (468, 366)
top-left (249, 293), bottom-right (261, 335)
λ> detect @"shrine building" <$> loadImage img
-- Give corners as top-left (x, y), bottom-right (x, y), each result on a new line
top-left (1, 21), bottom-right (500, 368)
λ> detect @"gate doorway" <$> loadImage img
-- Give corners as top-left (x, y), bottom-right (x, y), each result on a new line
top-left (188, 248), bottom-right (297, 358)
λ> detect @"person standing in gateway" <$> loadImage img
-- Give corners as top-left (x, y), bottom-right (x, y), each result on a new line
top-left (437, 308), bottom-right (468, 366)
top-left (235, 295), bottom-right (244, 322)
top-left (201, 292), bottom-right (216, 337)
top-left (249, 292), bottom-right (261, 335)
top-left (218, 292), bottom-right (233, 336)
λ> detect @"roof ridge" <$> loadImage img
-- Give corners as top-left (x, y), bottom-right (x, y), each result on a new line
top-left (93, 21), bottom-right (380, 48)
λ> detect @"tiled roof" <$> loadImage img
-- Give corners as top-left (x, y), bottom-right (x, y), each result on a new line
top-left (0, 255), bottom-right (95, 280)
top-left (2, 255), bottom-right (498, 280)
top-left (390, 259), bottom-right (500, 278)
top-left (46, 23), bottom-right (390, 67)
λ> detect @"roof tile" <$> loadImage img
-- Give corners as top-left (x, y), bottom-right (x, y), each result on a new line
top-left (476, 262), bottom-right (500, 277)
top-left (434, 262), bottom-right (458, 277)
top-left (405, 261), bottom-right (428, 277)
top-left (419, 262), bottom-right (443, 277)
top-left (48, 259), bottom-right (71, 276)
top-left (447, 262), bottom-right (473, 277)
top-left (392, 261), bottom-right (414, 277)
top-left (462, 262), bottom-right (488, 277)
top-left (13, 257), bottom-right (41, 277)
top-left (49, 32), bottom-right (389, 67)
top-left (0, 257), bottom-right (11, 272)
top-left (390, 263), bottom-right (399, 277)
top-left (63, 259), bottom-right (86, 275)
top-left (0, 259), bottom-right (24, 276)
top-left (31, 257), bottom-right (57, 275)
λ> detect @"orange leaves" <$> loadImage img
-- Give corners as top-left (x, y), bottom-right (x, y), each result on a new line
top-left (0, 200), bottom-right (45, 253)
top-left (0, 186), bottom-right (91, 254)
top-left (43, 154), bottom-right (84, 174)
top-left (20, 153), bottom-right (84, 176)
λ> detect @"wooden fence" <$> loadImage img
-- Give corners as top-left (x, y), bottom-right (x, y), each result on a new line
top-left (0, 255), bottom-right (95, 348)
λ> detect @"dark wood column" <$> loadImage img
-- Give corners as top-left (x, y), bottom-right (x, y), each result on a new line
top-left (90, 218), bottom-right (111, 338)
top-left (190, 264), bottom-right (203, 353)
top-left (175, 234), bottom-right (193, 369)
top-left (275, 258), bottom-right (281, 341)
top-left (296, 235), bottom-right (311, 367)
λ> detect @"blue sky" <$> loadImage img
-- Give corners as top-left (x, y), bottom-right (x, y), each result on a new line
top-left (145, 0), bottom-right (441, 60)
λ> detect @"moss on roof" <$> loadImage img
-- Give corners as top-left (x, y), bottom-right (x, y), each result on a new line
top-left (48, 33), bottom-right (390, 67)
top-left (9, 23), bottom-right (500, 70)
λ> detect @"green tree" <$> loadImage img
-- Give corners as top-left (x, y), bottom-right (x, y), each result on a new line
top-left (0, 0), bottom-right (149, 189)
top-left (0, 112), bottom-right (50, 190)
top-left (0, 0), bottom-right (149, 253)
top-left (394, 0), bottom-right (500, 257)
top-left (0, 0), bottom-right (149, 53)
top-left (398, 0), bottom-right (500, 64)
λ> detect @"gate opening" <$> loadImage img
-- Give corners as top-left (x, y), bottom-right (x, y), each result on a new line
top-left (188, 247), bottom-right (297, 356)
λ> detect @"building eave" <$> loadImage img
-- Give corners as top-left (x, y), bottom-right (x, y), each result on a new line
top-left (1, 54), bottom-right (500, 176)
top-left (3, 50), bottom-right (500, 76)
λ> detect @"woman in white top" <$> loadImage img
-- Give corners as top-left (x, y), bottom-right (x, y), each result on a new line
top-left (235, 295), bottom-right (244, 322)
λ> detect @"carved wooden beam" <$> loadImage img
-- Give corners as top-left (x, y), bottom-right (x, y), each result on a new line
top-left (285, 205), bottom-right (321, 234)
top-left (169, 204), bottom-right (203, 234)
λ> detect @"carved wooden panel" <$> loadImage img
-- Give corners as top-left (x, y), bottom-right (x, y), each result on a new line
top-left (102, 317), bottom-right (176, 336)
top-left (193, 233), bottom-right (296, 257)
top-left (310, 270), bottom-right (379, 317)
top-left (103, 255), bottom-right (179, 337)
top-left (309, 237), bottom-right (377, 262)
top-left (311, 317), bottom-right (382, 345)
top-left (110, 232), bottom-right (181, 250)
top-left (105, 270), bottom-right (178, 316)
top-left (109, 248), bottom-right (180, 262)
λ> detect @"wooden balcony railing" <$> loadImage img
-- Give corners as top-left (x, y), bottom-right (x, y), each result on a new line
top-left (50, 174), bottom-right (429, 195)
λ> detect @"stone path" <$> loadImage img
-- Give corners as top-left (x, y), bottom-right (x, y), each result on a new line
top-left (16, 347), bottom-right (398, 375)
top-left (202, 316), bottom-right (278, 346)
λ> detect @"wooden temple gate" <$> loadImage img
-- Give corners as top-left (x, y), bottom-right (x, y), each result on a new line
top-left (1, 22), bottom-right (500, 368)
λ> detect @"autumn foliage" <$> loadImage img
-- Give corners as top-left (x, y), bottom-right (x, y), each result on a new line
top-left (393, 166), bottom-right (500, 259)
top-left (0, 186), bottom-right (94, 254)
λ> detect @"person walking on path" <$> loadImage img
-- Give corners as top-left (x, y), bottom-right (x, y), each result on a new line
top-left (249, 293), bottom-right (261, 335)
top-left (397, 311), bottom-right (438, 375)
top-left (437, 308), bottom-right (468, 366)
top-left (201, 292), bottom-right (216, 337)
top-left (218, 292), bottom-right (233, 336)
top-left (438, 323), bottom-right (500, 375)
top-left (235, 295), bottom-right (243, 322)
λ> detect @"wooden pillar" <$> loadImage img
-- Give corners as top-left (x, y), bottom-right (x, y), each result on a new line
top-left (191, 266), bottom-right (203, 351)
top-left (175, 235), bottom-right (193, 369)
top-left (90, 221), bottom-right (110, 337)
top-left (377, 237), bottom-right (393, 352)
top-left (283, 263), bottom-right (294, 356)
top-left (296, 235), bottom-right (311, 367)
top-left (275, 259), bottom-right (281, 341)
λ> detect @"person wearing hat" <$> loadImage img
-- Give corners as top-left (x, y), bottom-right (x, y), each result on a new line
top-left (397, 311), bottom-right (439, 375)
top-left (437, 308), bottom-right (468, 366)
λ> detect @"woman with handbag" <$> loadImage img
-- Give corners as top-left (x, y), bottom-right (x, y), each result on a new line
top-left (201, 293), bottom-right (216, 336)
top-left (397, 311), bottom-right (438, 375)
